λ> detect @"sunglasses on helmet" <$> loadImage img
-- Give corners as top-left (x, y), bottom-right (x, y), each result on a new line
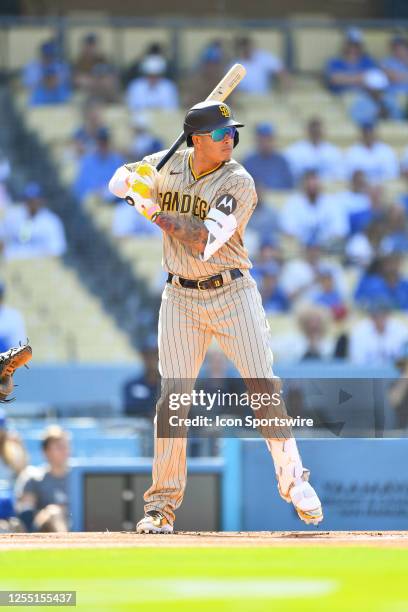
top-left (195, 126), bottom-right (237, 142)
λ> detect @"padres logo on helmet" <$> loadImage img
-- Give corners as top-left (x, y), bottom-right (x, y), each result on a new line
top-left (219, 104), bottom-right (230, 118)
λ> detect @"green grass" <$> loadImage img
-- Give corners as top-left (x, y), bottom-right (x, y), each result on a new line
top-left (0, 547), bottom-right (407, 611)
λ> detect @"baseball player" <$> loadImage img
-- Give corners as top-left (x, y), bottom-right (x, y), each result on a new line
top-left (109, 101), bottom-right (323, 533)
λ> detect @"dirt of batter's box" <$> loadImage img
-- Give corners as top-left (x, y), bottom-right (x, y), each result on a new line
top-left (0, 531), bottom-right (408, 550)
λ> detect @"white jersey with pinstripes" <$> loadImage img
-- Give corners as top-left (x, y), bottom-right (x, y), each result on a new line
top-left (125, 146), bottom-right (294, 525)
top-left (127, 148), bottom-right (257, 279)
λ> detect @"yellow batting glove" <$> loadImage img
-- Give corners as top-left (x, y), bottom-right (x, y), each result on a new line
top-left (125, 163), bottom-right (161, 222)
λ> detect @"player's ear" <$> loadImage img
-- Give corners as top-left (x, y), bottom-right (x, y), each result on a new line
top-left (191, 134), bottom-right (200, 149)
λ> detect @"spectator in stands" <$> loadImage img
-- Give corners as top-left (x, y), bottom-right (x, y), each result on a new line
top-left (0, 183), bottom-right (66, 259)
top-left (309, 264), bottom-right (347, 320)
top-left (257, 261), bottom-right (289, 314)
top-left (123, 43), bottom-right (171, 87)
top-left (73, 32), bottom-right (119, 102)
top-left (0, 410), bottom-right (27, 533)
top-left (199, 39), bottom-right (225, 68)
top-left (381, 204), bottom-right (408, 254)
top-left (325, 27), bottom-right (377, 94)
top-left (73, 127), bottom-right (124, 203)
top-left (232, 36), bottom-right (288, 94)
top-left (335, 170), bottom-right (382, 235)
top-left (349, 68), bottom-right (404, 126)
top-left (280, 170), bottom-right (348, 246)
top-left (29, 65), bottom-right (71, 106)
top-left (285, 118), bottom-right (344, 183)
top-left (242, 123), bottom-right (293, 190)
top-left (344, 122), bottom-right (399, 182)
top-left (127, 114), bottom-right (164, 161)
top-left (113, 201), bottom-right (162, 239)
top-left (0, 150), bottom-right (11, 212)
top-left (280, 239), bottom-right (347, 306)
top-left (252, 237), bottom-right (281, 273)
top-left (126, 56), bottom-right (179, 111)
top-left (346, 217), bottom-right (388, 268)
top-left (15, 426), bottom-right (70, 532)
top-left (247, 184), bottom-right (280, 245)
top-left (0, 283), bottom-right (26, 352)
top-left (85, 62), bottom-right (119, 105)
top-left (273, 304), bottom-right (334, 362)
top-left (72, 101), bottom-right (106, 158)
top-left (23, 39), bottom-right (70, 104)
top-left (399, 151), bottom-right (408, 209)
top-left (381, 35), bottom-right (408, 93)
top-left (355, 253), bottom-right (408, 311)
top-left (296, 304), bottom-right (335, 360)
top-left (73, 33), bottom-right (106, 83)
top-left (184, 40), bottom-right (226, 107)
top-left (349, 300), bottom-right (408, 365)
top-left (123, 335), bottom-right (159, 417)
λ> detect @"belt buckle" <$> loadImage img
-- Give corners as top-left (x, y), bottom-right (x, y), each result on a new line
top-left (197, 277), bottom-right (209, 291)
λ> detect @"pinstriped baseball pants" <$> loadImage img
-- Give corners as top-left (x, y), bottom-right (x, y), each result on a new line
top-left (143, 270), bottom-right (289, 523)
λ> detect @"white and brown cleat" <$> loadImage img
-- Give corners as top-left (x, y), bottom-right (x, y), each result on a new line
top-left (136, 511), bottom-right (173, 534)
top-left (278, 469), bottom-right (323, 526)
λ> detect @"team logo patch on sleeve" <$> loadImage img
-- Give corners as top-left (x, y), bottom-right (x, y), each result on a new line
top-left (215, 194), bottom-right (237, 215)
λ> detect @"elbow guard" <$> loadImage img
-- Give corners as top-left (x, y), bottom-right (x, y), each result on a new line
top-left (200, 207), bottom-right (237, 262)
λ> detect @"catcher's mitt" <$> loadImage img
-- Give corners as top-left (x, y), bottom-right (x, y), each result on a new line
top-left (0, 344), bottom-right (32, 403)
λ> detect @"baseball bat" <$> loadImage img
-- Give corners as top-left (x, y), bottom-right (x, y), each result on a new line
top-left (155, 63), bottom-right (246, 172)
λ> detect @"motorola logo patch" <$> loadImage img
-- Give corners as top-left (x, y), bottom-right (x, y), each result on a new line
top-left (215, 194), bottom-right (237, 215)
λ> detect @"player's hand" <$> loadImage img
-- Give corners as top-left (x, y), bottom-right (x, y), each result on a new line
top-left (108, 162), bottom-right (158, 199)
top-left (125, 163), bottom-right (161, 222)
top-left (108, 165), bottom-right (132, 199)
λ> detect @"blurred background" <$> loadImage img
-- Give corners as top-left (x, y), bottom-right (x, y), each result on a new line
top-left (0, 0), bottom-right (406, 533)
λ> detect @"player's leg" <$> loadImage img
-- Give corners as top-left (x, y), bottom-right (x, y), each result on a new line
top-left (213, 273), bottom-right (323, 525)
top-left (138, 285), bottom-right (213, 533)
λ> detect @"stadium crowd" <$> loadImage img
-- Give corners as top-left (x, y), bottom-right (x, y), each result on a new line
top-left (0, 23), bottom-right (406, 535)
top-left (0, 26), bottom-right (406, 368)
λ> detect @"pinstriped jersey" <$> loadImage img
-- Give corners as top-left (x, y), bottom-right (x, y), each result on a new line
top-left (128, 148), bottom-right (257, 280)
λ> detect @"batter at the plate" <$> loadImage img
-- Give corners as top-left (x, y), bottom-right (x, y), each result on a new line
top-left (109, 100), bottom-right (323, 533)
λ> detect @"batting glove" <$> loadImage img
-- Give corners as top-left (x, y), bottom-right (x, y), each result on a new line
top-left (124, 164), bottom-right (161, 222)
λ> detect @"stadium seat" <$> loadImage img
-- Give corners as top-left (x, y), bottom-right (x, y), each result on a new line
top-left (25, 106), bottom-right (80, 144)
top-left (263, 190), bottom-right (290, 211)
top-left (4, 26), bottom-right (56, 71)
top-left (384, 180), bottom-right (406, 202)
top-left (120, 27), bottom-right (172, 66)
top-left (293, 27), bottom-right (343, 73)
top-left (119, 238), bottom-right (163, 288)
top-left (363, 30), bottom-right (393, 58)
top-left (249, 28), bottom-right (284, 58)
top-left (84, 197), bottom-right (163, 290)
top-left (378, 122), bottom-right (408, 147)
top-left (0, 258), bottom-right (138, 363)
